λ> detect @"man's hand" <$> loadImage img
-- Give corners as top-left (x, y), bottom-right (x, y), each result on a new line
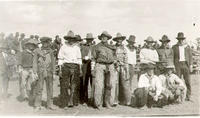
top-left (153, 95), bottom-right (159, 101)
top-left (190, 65), bottom-right (193, 73)
top-left (79, 70), bottom-right (83, 77)
top-left (91, 70), bottom-right (95, 78)
top-left (59, 65), bottom-right (62, 77)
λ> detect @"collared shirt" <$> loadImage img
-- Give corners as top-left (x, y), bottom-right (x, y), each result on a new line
top-left (92, 42), bottom-right (115, 64)
top-left (138, 73), bottom-right (162, 96)
top-left (125, 46), bottom-right (137, 65)
top-left (58, 43), bottom-right (82, 65)
top-left (179, 45), bottom-right (187, 61)
top-left (140, 48), bottom-right (159, 64)
top-left (157, 46), bottom-right (174, 64)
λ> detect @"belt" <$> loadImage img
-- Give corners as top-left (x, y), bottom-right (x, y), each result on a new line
top-left (97, 62), bottom-right (113, 65)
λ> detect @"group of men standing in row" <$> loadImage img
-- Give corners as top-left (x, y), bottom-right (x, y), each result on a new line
top-left (0, 30), bottom-right (193, 111)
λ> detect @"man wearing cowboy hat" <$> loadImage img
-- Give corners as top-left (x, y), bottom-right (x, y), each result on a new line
top-left (156, 35), bottom-right (174, 75)
top-left (125, 35), bottom-right (138, 95)
top-left (58, 30), bottom-right (82, 108)
top-left (18, 38), bottom-right (38, 102)
top-left (33, 37), bottom-right (57, 111)
top-left (113, 33), bottom-right (130, 106)
top-left (159, 62), bottom-right (187, 104)
top-left (140, 36), bottom-right (159, 65)
top-left (172, 32), bottom-right (193, 101)
top-left (80, 33), bottom-right (95, 104)
top-left (133, 63), bottom-right (164, 109)
top-left (91, 31), bottom-right (117, 108)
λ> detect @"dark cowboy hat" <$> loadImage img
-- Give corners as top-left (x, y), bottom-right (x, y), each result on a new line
top-left (113, 33), bottom-right (126, 41)
top-left (63, 30), bottom-right (76, 40)
top-left (98, 31), bottom-right (112, 40)
top-left (40, 37), bottom-right (52, 43)
top-left (164, 61), bottom-right (175, 69)
top-left (144, 36), bottom-right (155, 43)
top-left (84, 33), bottom-right (95, 40)
top-left (75, 35), bottom-right (83, 41)
top-left (25, 38), bottom-right (38, 46)
top-left (176, 32), bottom-right (186, 40)
top-left (127, 35), bottom-right (136, 43)
top-left (159, 35), bottom-right (170, 43)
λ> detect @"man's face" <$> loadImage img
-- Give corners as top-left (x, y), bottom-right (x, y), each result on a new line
top-left (68, 39), bottom-right (76, 45)
top-left (27, 44), bottom-right (36, 51)
top-left (101, 35), bottom-right (108, 43)
top-left (147, 42), bottom-right (153, 48)
top-left (178, 39), bottom-right (184, 45)
top-left (42, 41), bottom-right (49, 48)
top-left (86, 39), bottom-right (93, 44)
top-left (162, 41), bottom-right (168, 47)
top-left (116, 39), bottom-right (123, 45)
top-left (147, 69), bottom-right (154, 76)
top-left (167, 69), bottom-right (173, 75)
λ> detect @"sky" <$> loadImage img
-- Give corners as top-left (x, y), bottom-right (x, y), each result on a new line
top-left (0, 0), bottom-right (199, 46)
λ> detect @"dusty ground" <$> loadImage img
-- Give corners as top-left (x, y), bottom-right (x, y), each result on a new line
top-left (0, 74), bottom-right (199, 116)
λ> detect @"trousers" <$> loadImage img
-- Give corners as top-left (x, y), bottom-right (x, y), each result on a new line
top-left (93, 63), bottom-right (118, 107)
top-left (60, 63), bottom-right (80, 107)
top-left (34, 71), bottom-right (53, 107)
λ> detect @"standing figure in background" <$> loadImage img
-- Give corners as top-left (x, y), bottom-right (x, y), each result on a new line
top-left (58, 31), bottom-right (82, 108)
top-left (125, 35), bottom-right (138, 96)
top-left (18, 38), bottom-right (38, 102)
top-left (34, 37), bottom-right (56, 111)
top-left (172, 32), bottom-right (193, 101)
top-left (81, 33), bottom-right (95, 104)
top-left (113, 33), bottom-right (130, 106)
top-left (0, 33), bottom-right (10, 102)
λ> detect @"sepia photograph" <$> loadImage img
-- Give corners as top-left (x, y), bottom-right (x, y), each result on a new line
top-left (0, 0), bottom-right (199, 116)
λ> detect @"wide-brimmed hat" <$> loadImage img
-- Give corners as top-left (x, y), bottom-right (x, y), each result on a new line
top-left (98, 31), bottom-right (112, 40)
top-left (144, 36), bottom-right (154, 43)
top-left (40, 37), bottom-right (52, 43)
top-left (25, 38), bottom-right (38, 47)
top-left (75, 35), bottom-right (83, 41)
top-left (159, 35), bottom-right (170, 43)
top-left (127, 35), bottom-right (136, 43)
top-left (176, 32), bottom-right (186, 40)
top-left (113, 33), bottom-right (126, 41)
top-left (84, 33), bottom-right (95, 40)
top-left (63, 30), bottom-right (76, 40)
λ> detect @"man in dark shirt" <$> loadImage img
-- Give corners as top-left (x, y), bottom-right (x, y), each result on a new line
top-left (81, 33), bottom-right (95, 104)
top-left (91, 31), bottom-right (118, 109)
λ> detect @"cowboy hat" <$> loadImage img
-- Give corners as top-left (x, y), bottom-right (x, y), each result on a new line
top-left (127, 35), bottom-right (136, 43)
top-left (144, 36), bottom-right (155, 43)
top-left (40, 37), bottom-right (52, 43)
top-left (84, 33), bottom-right (95, 40)
top-left (159, 35), bottom-right (170, 43)
top-left (113, 33), bottom-right (126, 41)
top-left (25, 38), bottom-right (38, 46)
top-left (176, 32), bottom-right (186, 40)
top-left (75, 35), bottom-right (83, 41)
top-left (63, 30), bottom-right (76, 40)
top-left (98, 31), bottom-right (112, 40)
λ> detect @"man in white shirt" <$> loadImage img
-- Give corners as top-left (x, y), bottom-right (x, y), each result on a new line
top-left (133, 63), bottom-right (166, 108)
top-left (125, 35), bottom-right (137, 94)
top-left (58, 30), bottom-right (82, 109)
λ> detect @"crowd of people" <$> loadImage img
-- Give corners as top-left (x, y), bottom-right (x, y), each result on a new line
top-left (0, 31), bottom-right (193, 111)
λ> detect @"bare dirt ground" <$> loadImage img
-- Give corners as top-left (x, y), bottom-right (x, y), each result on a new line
top-left (0, 74), bottom-right (199, 116)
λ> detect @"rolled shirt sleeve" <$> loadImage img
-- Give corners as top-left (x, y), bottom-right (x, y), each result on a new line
top-left (57, 46), bottom-right (64, 66)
